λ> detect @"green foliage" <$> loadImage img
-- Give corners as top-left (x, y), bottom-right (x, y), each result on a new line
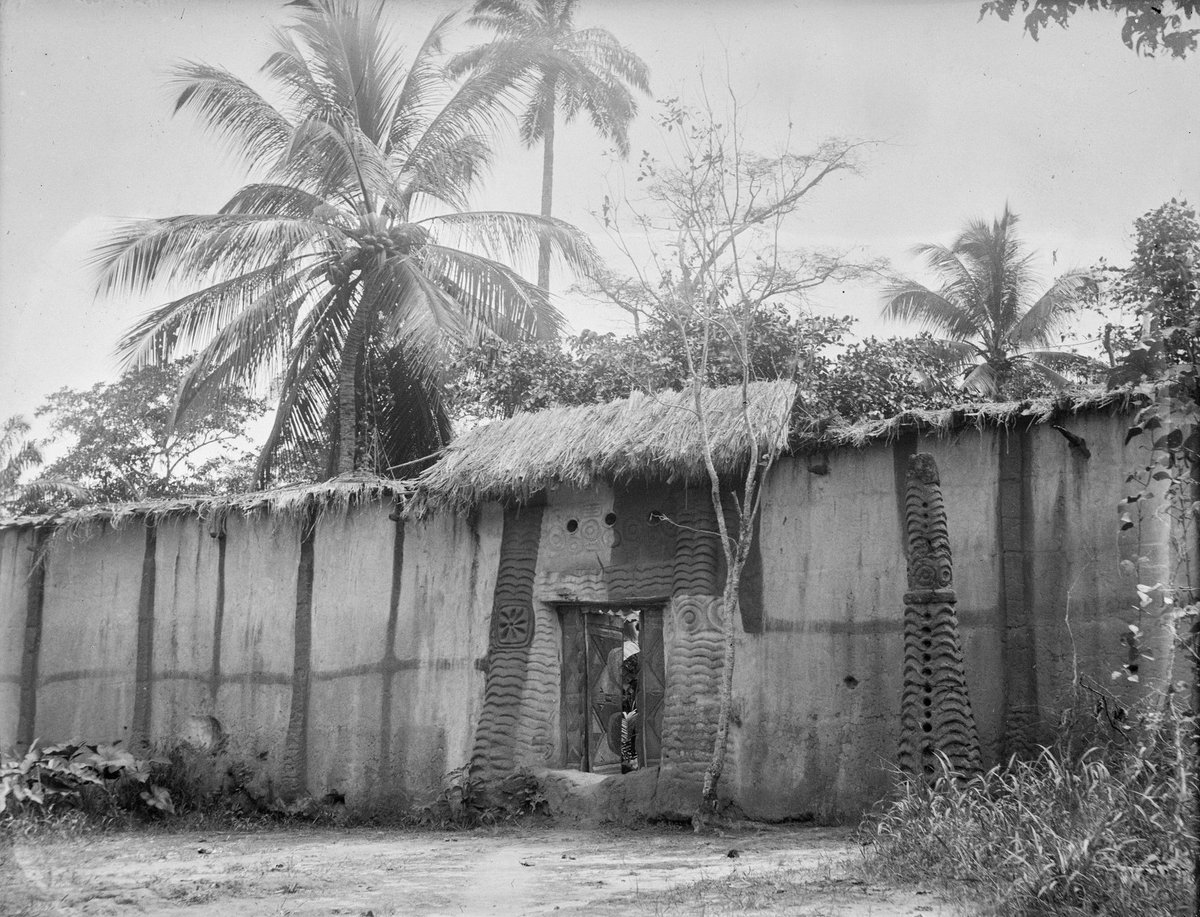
top-left (1, 740), bottom-right (175, 822)
top-left (981, 0), bottom-right (1200, 58)
top-left (0, 416), bottom-right (91, 514)
top-left (864, 715), bottom-right (1196, 916)
top-left (1099, 199), bottom-right (1200, 383)
top-left (816, 333), bottom-right (959, 419)
top-left (450, 311), bottom-right (970, 424)
top-left (26, 361), bottom-right (265, 509)
top-left (450, 0), bottom-right (651, 288)
top-left (100, 0), bottom-right (599, 482)
top-left (883, 206), bottom-right (1100, 399)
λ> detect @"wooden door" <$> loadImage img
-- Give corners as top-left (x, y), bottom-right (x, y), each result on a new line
top-left (560, 605), bottom-right (664, 773)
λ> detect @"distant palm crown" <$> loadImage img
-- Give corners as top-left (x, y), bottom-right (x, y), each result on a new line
top-left (97, 0), bottom-right (600, 483)
top-left (882, 207), bottom-right (1096, 397)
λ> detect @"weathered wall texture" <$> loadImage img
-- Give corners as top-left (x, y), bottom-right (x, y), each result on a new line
top-left (0, 410), bottom-right (1178, 819)
top-left (35, 524), bottom-right (146, 743)
top-left (728, 415), bottom-right (1169, 820)
top-left (0, 527), bottom-right (36, 747)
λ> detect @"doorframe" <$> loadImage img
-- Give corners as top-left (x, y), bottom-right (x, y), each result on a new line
top-left (554, 601), bottom-right (667, 774)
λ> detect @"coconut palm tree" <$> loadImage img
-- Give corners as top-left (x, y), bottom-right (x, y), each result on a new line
top-left (449, 0), bottom-right (650, 291)
top-left (0, 416), bottom-right (89, 514)
top-left (882, 207), bottom-right (1097, 397)
top-left (97, 0), bottom-right (601, 483)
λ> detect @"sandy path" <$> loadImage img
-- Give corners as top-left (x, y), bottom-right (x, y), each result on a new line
top-left (5, 824), bottom-right (966, 916)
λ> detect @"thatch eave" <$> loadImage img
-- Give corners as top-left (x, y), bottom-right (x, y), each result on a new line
top-left (0, 472), bottom-right (413, 535)
top-left (409, 384), bottom-right (1149, 516)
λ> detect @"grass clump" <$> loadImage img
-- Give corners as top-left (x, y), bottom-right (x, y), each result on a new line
top-left (861, 707), bottom-right (1196, 916)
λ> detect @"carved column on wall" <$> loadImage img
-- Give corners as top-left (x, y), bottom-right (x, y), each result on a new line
top-left (469, 506), bottom-right (543, 777)
top-left (657, 497), bottom-right (726, 809)
top-left (898, 454), bottom-right (982, 779)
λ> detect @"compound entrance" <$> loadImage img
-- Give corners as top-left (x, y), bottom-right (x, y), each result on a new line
top-left (559, 605), bottom-right (664, 774)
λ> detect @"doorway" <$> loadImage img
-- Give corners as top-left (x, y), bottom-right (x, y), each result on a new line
top-left (560, 605), bottom-right (664, 774)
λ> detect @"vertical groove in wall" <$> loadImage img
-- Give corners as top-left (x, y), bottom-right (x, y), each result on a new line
top-left (898, 453), bottom-right (981, 780)
top-left (131, 523), bottom-right (158, 749)
top-left (282, 507), bottom-right (317, 800)
top-left (209, 522), bottom-right (227, 705)
top-left (378, 505), bottom-right (405, 789)
top-left (17, 527), bottom-right (51, 750)
top-left (470, 505), bottom-right (543, 778)
top-left (998, 425), bottom-right (1040, 757)
top-left (892, 430), bottom-right (920, 546)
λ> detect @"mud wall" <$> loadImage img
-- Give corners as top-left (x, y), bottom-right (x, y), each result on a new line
top-left (0, 409), bottom-right (1174, 818)
top-left (730, 413), bottom-right (1170, 820)
top-left (0, 502), bottom-right (503, 812)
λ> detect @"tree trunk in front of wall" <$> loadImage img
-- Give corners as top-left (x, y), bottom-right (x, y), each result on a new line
top-left (335, 304), bottom-right (370, 476)
top-left (537, 85), bottom-right (557, 292)
top-left (698, 571), bottom-right (739, 823)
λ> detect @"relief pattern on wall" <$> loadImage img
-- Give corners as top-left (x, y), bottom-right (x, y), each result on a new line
top-left (898, 454), bottom-right (982, 779)
top-left (470, 506), bottom-right (543, 777)
top-left (658, 499), bottom-right (726, 796)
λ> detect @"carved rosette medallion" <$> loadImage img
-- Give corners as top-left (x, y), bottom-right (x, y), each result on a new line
top-left (493, 605), bottom-right (534, 649)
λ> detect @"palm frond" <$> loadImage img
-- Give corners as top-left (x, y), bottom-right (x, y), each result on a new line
top-left (1009, 271), bottom-right (1097, 349)
top-left (116, 256), bottom-right (323, 368)
top-left (881, 281), bottom-right (982, 339)
top-left (93, 214), bottom-right (334, 300)
top-left (417, 243), bottom-right (562, 341)
top-left (171, 62), bottom-right (292, 172)
top-left (423, 210), bottom-right (601, 280)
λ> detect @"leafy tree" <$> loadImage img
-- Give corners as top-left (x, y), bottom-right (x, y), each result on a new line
top-left (1098, 199), bottom-right (1200, 384)
top-left (450, 306), bottom-right (854, 416)
top-left (98, 0), bottom-right (600, 484)
top-left (882, 206), bottom-right (1098, 398)
top-left (599, 94), bottom-right (881, 822)
top-left (1106, 198), bottom-right (1200, 917)
top-left (30, 362), bottom-right (266, 505)
top-left (452, 318), bottom-right (963, 424)
top-left (981, 0), bottom-right (1200, 58)
top-left (449, 0), bottom-right (651, 290)
top-left (0, 416), bottom-right (89, 516)
top-left (817, 334), bottom-right (960, 420)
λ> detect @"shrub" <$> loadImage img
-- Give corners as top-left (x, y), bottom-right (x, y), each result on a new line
top-left (861, 708), bottom-right (1196, 916)
top-left (0, 740), bottom-right (175, 823)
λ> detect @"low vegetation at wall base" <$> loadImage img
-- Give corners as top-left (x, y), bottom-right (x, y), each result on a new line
top-left (860, 708), bottom-right (1197, 916)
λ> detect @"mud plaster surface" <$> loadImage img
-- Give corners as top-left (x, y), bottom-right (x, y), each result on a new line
top-left (5, 824), bottom-right (968, 916)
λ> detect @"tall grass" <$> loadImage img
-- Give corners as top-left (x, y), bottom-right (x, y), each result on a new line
top-left (862, 704), bottom-right (1197, 916)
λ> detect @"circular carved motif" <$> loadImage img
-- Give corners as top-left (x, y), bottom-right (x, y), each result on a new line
top-left (494, 605), bottom-right (534, 648)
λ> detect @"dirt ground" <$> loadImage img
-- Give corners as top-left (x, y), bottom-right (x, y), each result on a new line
top-left (3, 823), bottom-right (970, 917)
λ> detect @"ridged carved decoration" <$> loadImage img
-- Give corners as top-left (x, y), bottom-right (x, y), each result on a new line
top-left (658, 496), bottom-right (726, 796)
top-left (672, 501), bottom-right (722, 596)
top-left (470, 507), bottom-right (543, 777)
top-left (898, 454), bottom-right (982, 780)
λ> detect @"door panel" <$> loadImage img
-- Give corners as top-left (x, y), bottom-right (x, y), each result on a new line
top-left (584, 613), bottom-right (624, 775)
top-left (638, 611), bottom-right (664, 767)
top-left (559, 611), bottom-right (588, 771)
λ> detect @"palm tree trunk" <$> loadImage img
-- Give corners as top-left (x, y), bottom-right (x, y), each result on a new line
top-left (537, 87), bottom-right (556, 292)
top-left (335, 304), bottom-right (370, 475)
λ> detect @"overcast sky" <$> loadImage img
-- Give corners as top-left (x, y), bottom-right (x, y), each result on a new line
top-left (1, 0), bottom-right (1198, 421)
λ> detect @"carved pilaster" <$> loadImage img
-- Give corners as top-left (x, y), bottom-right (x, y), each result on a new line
top-left (898, 454), bottom-right (981, 780)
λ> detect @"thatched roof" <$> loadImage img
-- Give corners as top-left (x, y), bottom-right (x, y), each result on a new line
top-left (0, 384), bottom-right (1147, 532)
top-left (789, 388), bottom-right (1144, 453)
top-left (409, 384), bottom-right (1145, 515)
top-left (0, 472), bottom-right (409, 534)
top-left (408, 381), bottom-right (799, 515)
